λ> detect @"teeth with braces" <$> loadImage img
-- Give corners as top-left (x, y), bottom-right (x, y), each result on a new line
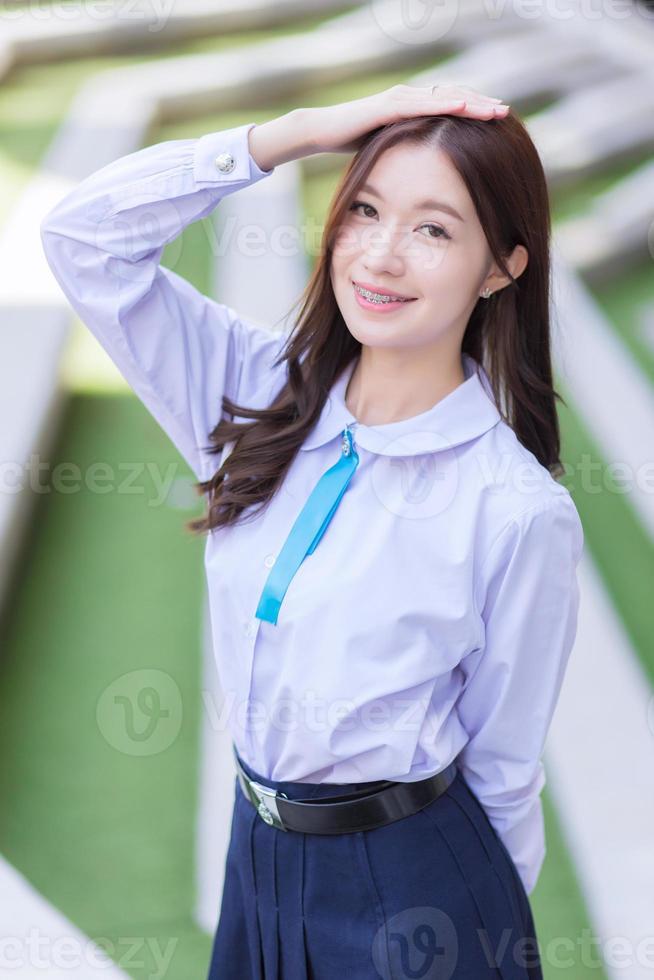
top-left (354, 283), bottom-right (412, 304)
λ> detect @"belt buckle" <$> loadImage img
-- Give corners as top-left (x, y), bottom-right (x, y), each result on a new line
top-left (237, 769), bottom-right (288, 831)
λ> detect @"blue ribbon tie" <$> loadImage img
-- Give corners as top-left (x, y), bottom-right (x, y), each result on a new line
top-left (255, 426), bottom-right (359, 625)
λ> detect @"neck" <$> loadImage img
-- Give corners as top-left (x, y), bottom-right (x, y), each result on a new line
top-left (344, 347), bottom-right (466, 427)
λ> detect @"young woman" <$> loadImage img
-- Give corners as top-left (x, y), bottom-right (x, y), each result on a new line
top-left (40, 83), bottom-right (583, 980)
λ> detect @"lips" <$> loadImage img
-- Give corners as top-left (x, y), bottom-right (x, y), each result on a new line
top-left (352, 280), bottom-right (416, 301)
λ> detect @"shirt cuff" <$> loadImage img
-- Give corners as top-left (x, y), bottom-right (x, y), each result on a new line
top-left (193, 122), bottom-right (275, 185)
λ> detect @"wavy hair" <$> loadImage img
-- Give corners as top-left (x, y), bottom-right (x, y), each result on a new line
top-left (186, 109), bottom-right (565, 536)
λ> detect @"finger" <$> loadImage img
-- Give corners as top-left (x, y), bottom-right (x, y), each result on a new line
top-left (434, 84), bottom-right (505, 103)
top-left (405, 89), bottom-right (470, 107)
top-left (437, 89), bottom-right (509, 109)
top-left (451, 103), bottom-right (510, 117)
top-left (450, 93), bottom-right (505, 106)
top-left (407, 84), bottom-right (498, 104)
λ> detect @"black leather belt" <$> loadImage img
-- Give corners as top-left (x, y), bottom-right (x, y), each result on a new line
top-left (233, 744), bottom-right (458, 834)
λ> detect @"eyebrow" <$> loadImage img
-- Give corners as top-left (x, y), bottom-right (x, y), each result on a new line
top-left (357, 182), bottom-right (465, 222)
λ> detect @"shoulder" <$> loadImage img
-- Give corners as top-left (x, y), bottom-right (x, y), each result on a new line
top-left (470, 417), bottom-right (584, 570)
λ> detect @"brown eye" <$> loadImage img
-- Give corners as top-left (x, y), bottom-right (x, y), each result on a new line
top-left (421, 225), bottom-right (450, 240)
top-left (349, 201), bottom-right (376, 218)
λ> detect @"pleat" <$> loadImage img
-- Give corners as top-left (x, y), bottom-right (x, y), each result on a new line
top-left (300, 833), bottom-right (312, 980)
top-left (423, 774), bottom-right (542, 980)
top-left (450, 782), bottom-right (524, 921)
top-left (207, 786), bottom-right (273, 980)
top-left (353, 831), bottom-right (390, 975)
top-left (299, 822), bottom-right (388, 977)
top-left (450, 774), bottom-right (543, 979)
top-left (274, 826), bottom-right (310, 980)
top-left (272, 831), bottom-right (281, 980)
top-left (463, 795), bottom-right (543, 980)
top-left (246, 809), bottom-right (265, 980)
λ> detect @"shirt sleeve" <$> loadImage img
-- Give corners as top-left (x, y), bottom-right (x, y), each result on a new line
top-left (455, 492), bottom-right (584, 896)
top-left (39, 121), bottom-right (287, 482)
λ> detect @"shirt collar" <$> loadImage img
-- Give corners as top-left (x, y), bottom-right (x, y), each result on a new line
top-left (299, 352), bottom-right (502, 456)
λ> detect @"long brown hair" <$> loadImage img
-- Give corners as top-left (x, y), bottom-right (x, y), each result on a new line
top-left (187, 109), bottom-right (565, 537)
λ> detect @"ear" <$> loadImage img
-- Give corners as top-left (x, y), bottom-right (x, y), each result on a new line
top-left (481, 244), bottom-right (528, 296)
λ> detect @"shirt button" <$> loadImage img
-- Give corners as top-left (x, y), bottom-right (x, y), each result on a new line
top-left (244, 621), bottom-right (257, 638)
top-left (214, 151), bottom-right (236, 174)
top-left (264, 554), bottom-right (276, 568)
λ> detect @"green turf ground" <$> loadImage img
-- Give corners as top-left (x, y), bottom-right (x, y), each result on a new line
top-left (0, 395), bottom-right (211, 978)
top-left (1, 26), bottom-right (652, 978)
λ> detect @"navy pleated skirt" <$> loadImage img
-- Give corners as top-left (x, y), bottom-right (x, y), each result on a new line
top-left (206, 753), bottom-right (543, 980)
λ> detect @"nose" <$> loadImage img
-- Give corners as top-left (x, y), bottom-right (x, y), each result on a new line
top-left (360, 226), bottom-right (406, 277)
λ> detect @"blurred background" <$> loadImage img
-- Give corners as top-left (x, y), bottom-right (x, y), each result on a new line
top-left (0, 0), bottom-right (653, 977)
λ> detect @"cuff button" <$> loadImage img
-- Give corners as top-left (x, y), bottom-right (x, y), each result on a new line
top-left (214, 152), bottom-right (236, 174)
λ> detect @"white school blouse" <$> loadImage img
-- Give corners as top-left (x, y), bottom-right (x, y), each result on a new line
top-left (40, 121), bottom-right (584, 897)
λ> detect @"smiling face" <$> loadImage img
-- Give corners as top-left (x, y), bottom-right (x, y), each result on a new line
top-left (329, 141), bottom-right (503, 355)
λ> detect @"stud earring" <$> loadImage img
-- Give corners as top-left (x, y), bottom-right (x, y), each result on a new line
top-left (481, 287), bottom-right (492, 299)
